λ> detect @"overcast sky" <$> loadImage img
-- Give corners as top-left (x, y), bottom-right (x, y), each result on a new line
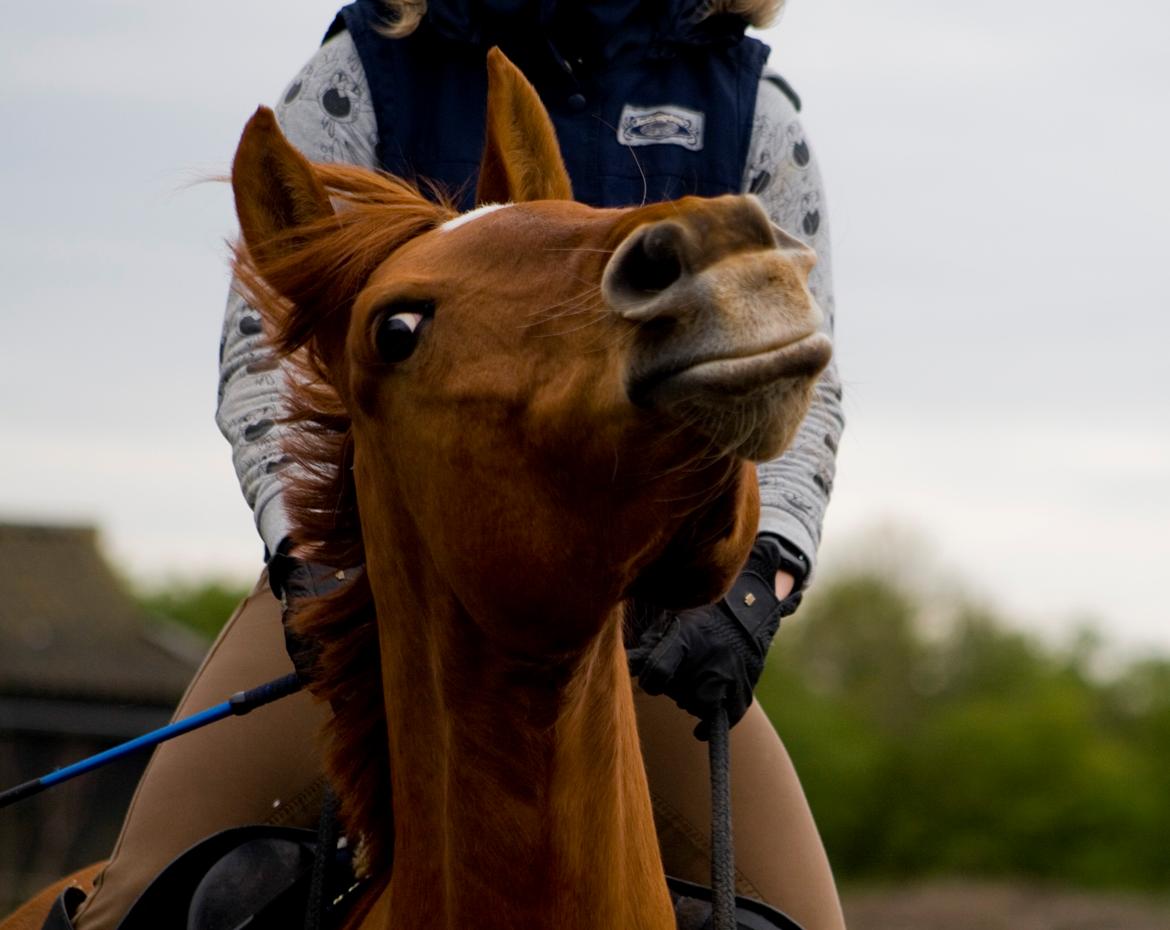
top-left (1, 1), bottom-right (1166, 651)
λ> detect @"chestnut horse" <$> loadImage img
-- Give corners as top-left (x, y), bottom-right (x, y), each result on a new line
top-left (2, 48), bottom-right (829, 930)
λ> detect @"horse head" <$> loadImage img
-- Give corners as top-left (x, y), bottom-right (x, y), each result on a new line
top-left (233, 48), bottom-right (827, 649)
top-left (230, 48), bottom-right (829, 929)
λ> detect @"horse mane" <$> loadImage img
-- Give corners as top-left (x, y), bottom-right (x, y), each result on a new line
top-left (234, 163), bottom-right (456, 890)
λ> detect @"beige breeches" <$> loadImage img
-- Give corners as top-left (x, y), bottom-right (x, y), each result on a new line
top-left (73, 576), bottom-right (844, 930)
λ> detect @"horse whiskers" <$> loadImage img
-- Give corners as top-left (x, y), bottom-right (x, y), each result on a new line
top-left (541, 247), bottom-right (617, 256)
top-left (521, 285), bottom-right (601, 322)
top-left (650, 480), bottom-right (736, 513)
top-left (638, 420), bottom-right (740, 487)
top-left (583, 323), bottom-right (640, 356)
top-left (626, 449), bottom-right (724, 491)
top-left (641, 442), bottom-right (745, 512)
top-left (523, 293), bottom-right (616, 337)
top-left (521, 301), bottom-right (599, 327)
top-left (532, 316), bottom-right (615, 339)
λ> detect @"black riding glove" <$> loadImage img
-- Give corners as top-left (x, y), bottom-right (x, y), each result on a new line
top-left (627, 535), bottom-right (805, 740)
top-left (267, 546), bottom-right (348, 684)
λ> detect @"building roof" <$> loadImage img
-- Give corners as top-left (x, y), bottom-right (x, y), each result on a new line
top-left (0, 522), bottom-right (200, 705)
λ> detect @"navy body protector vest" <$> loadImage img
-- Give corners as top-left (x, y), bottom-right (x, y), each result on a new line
top-left (326, 0), bottom-right (773, 210)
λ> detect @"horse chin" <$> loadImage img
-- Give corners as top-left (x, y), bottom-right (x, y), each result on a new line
top-left (631, 333), bottom-right (829, 462)
top-left (683, 381), bottom-right (816, 462)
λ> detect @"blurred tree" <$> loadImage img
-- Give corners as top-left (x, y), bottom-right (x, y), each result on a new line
top-left (758, 569), bottom-right (1170, 890)
top-left (136, 580), bottom-right (249, 641)
top-left (775, 574), bottom-right (926, 731)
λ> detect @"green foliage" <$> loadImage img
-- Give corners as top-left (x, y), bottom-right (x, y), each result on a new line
top-left (757, 571), bottom-right (1170, 891)
top-left (136, 579), bottom-right (250, 641)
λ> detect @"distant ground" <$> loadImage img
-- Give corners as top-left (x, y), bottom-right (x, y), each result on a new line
top-left (842, 882), bottom-right (1170, 930)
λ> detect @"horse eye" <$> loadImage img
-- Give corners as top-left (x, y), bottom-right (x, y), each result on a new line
top-left (372, 301), bottom-right (435, 364)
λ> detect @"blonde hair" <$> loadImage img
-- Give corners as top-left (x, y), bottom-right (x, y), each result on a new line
top-left (380, 0), bottom-right (783, 38)
top-left (700, 0), bottom-right (784, 25)
top-left (381, 0), bottom-right (426, 36)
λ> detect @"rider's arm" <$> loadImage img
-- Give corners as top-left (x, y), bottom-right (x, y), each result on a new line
top-left (216, 31), bottom-right (378, 557)
top-left (746, 75), bottom-right (844, 589)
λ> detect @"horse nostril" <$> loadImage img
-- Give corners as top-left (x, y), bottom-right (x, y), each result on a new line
top-left (619, 223), bottom-right (685, 294)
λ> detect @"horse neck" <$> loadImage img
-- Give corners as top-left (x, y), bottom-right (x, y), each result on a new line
top-left (361, 544), bottom-right (676, 930)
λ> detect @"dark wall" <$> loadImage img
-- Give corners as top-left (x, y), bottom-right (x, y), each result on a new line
top-left (0, 725), bottom-right (160, 913)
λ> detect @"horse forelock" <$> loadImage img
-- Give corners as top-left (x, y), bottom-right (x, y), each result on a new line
top-left (233, 164), bottom-right (455, 361)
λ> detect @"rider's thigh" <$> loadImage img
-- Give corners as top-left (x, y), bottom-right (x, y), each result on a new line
top-left (73, 574), bottom-right (329, 930)
top-left (634, 687), bottom-right (847, 930)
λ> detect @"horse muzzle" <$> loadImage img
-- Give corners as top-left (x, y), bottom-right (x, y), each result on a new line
top-left (603, 196), bottom-right (832, 460)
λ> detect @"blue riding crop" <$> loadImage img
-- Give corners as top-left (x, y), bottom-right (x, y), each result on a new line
top-left (0, 673), bottom-right (302, 810)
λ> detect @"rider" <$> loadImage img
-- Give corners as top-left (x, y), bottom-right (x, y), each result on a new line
top-left (73, 2), bottom-right (846, 928)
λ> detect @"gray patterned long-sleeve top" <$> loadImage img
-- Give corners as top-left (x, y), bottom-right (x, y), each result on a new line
top-left (217, 32), bottom-right (843, 580)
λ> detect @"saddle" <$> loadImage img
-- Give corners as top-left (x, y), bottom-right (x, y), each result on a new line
top-left (41, 826), bottom-right (805, 930)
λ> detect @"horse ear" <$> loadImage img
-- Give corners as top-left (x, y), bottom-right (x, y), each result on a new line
top-left (476, 47), bottom-right (573, 205)
top-left (231, 106), bottom-right (334, 274)
top-left (232, 107), bottom-right (353, 379)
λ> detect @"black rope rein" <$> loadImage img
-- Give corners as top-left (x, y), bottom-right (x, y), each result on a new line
top-left (708, 702), bottom-right (737, 930)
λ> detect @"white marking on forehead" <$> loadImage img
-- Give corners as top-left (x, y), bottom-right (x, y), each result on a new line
top-left (440, 202), bottom-right (512, 233)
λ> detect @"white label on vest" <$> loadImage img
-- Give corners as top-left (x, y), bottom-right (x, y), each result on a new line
top-left (617, 104), bottom-right (705, 151)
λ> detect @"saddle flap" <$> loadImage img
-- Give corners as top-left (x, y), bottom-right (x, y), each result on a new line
top-left (116, 826), bottom-right (318, 930)
top-left (186, 835), bottom-right (315, 930)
